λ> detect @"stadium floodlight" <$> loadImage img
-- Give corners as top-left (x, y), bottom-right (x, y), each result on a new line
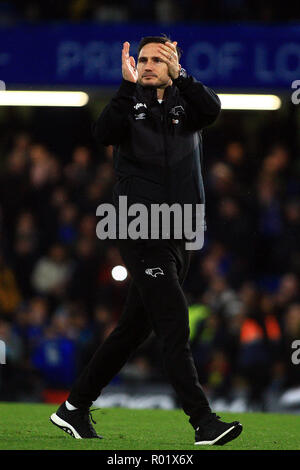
top-left (0, 91), bottom-right (89, 107)
top-left (111, 265), bottom-right (128, 282)
top-left (218, 94), bottom-right (281, 110)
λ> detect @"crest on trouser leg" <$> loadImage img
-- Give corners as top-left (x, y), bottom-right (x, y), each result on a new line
top-left (145, 267), bottom-right (164, 277)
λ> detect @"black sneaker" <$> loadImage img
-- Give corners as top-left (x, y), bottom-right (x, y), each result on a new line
top-left (194, 413), bottom-right (242, 446)
top-left (50, 402), bottom-right (103, 439)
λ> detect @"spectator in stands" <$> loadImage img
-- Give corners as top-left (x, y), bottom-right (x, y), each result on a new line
top-left (31, 244), bottom-right (73, 298)
top-left (0, 250), bottom-right (22, 317)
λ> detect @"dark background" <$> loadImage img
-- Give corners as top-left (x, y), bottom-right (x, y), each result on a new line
top-left (0, 0), bottom-right (300, 412)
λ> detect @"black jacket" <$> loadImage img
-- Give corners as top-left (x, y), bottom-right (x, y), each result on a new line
top-left (93, 74), bottom-right (221, 234)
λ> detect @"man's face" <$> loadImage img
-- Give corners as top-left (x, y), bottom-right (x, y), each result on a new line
top-left (137, 42), bottom-right (173, 88)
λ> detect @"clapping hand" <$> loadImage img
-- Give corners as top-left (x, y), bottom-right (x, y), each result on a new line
top-left (156, 41), bottom-right (181, 80)
top-left (122, 42), bottom-right (138, 83)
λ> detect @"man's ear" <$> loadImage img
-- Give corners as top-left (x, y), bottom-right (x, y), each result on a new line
top-left (179, 64), bottom-right (182, 71)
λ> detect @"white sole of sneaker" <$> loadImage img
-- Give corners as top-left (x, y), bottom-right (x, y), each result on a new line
top-left (50, 413), bottom-right (82, 439)
top-left (195, 424), bottom-right (242, 445)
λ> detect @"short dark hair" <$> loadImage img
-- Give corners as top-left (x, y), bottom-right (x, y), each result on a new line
top-left (138, 34), bottom-right (182, 61)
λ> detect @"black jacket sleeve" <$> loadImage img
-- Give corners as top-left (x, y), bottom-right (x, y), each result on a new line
top-left (172, 74), bottom-right (221, 131)
top-left (93, 79), bottom-right (136, 146)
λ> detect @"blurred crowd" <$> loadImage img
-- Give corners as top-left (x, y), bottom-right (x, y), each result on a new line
top-left (0, 105), bottom-right (300, 410)
top-left (1, 0), bottom-right (300, 24)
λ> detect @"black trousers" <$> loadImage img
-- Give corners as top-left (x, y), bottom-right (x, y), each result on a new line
top-left (68, 238), bottom-right (211, 427)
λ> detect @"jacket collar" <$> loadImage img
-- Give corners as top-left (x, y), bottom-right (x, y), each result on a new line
top-left (136, 82), bottom-right (178, 108)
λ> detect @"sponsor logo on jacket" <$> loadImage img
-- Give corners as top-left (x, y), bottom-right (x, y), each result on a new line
top-left (133, 102), bottom-right (148, 120)
top-left (134, 102), bottom-right (147, 110)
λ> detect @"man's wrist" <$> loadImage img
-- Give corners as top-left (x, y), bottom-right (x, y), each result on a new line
top-left (172, 68), bottom-right (191, 89)
top-left (173, 68), bottom-right (188, 80)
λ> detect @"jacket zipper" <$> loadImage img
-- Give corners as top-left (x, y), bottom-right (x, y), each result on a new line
top-left (161, 102), bottom-right (171, 205)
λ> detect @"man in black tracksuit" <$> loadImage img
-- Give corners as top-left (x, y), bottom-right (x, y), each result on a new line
top-left (50, 36), bottom-right (243, 445)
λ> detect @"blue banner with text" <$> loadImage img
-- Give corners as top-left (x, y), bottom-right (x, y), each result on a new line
top-left (0, 23), bottom-right (299, 90)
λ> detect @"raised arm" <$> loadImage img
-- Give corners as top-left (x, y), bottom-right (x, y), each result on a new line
top-left (93, 42), bottom-right (138, 146)
top-left (156, 41), bottom-right (221, 131)
top-left (173, 74), bottom-right (221, 131)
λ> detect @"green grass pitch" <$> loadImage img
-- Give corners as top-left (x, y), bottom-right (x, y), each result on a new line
top-left (0, 402), bottom-right (299, 450)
